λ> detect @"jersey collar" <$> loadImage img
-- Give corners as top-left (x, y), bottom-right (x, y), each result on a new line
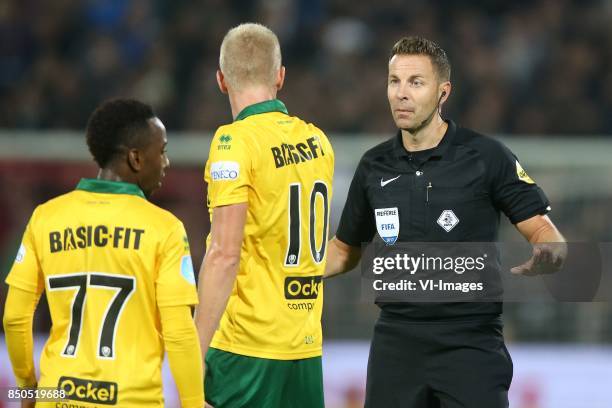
top-left (234, 99), bottom-right (288, 121)
top-left (393, 120), bottom-right (457, 161)
top-left (76, 178), bottom-right (145, 198)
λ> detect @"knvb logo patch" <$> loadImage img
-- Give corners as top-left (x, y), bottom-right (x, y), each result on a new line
top-left (437, 210), bottom-right (459, 232)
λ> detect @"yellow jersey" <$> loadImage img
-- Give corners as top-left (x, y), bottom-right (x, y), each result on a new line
top-left (5, 179), bottom-right (198, 407)
top-left (204, 99), bottom-right (334, 360)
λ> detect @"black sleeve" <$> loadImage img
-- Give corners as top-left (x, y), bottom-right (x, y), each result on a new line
top-left (488, 142), bottom-right (551, 224)
top-left (335, 158), bottom-right (377, 246)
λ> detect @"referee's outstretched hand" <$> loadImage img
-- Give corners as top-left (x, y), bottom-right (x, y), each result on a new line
top-left (510, 243), bottom-right (566, 276)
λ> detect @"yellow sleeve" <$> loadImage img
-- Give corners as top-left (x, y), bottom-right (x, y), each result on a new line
top-left (5, 211), bottom-right (44, 295)
top-left (159, 305), bottom-right (204, 408)
top-left (156, 222), bottom-right (199, 307)
top-left (204, 126), bottom-right (253, 208)
top-left (2, 286), bottom-right (41, 387)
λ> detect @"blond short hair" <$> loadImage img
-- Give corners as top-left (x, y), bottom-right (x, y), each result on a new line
top-left (219, 23), bottom-right (282, 89)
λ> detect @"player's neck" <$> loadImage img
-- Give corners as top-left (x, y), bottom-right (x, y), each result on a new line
top-left (400, 115), bottom-right (448, 152)
top-left (97, 167), bottom-right (134, 184)
top-left (229, 86), bottom-right (278, 120)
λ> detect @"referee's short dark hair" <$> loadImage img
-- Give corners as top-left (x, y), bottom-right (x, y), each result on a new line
top-left (390, 36), bottom-right (451, 82)
top-left (86, 98), bottom-right (155, 168)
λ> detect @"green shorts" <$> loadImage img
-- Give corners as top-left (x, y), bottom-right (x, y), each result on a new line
top-left (204, 348), bottom-right (324, 408)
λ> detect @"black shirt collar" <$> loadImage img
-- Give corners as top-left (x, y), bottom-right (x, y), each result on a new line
top-left (393, 120), bottom-right (457, 161)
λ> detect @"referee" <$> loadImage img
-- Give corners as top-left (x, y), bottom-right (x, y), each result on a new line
top-left (325, 36), bottom-right (566, 407)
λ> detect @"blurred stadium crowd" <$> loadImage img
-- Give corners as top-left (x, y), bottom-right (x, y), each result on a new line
top-left (1, 0), bottom-right (612, 135)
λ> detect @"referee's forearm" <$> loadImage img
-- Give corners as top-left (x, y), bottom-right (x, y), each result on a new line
top-left (517, 215), bottom-right (565, 244)
top-left (528, 219), bottom-right (565, 244)
top-left (324, 237), bottom-right (361, 279)
top-left (532, 225), bottom-right (565, 244)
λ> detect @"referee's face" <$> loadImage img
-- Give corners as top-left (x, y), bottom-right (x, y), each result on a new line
top-left (387, 54), bottom-right (441, 132)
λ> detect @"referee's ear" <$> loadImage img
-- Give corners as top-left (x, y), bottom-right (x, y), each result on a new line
top-left (439, 82), bottom-right (451, 105)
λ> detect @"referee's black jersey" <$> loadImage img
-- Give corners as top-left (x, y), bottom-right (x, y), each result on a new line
top-left (336, 120), bottom-right (551, 320)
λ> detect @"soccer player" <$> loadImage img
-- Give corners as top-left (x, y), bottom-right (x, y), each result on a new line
top-left (324, 37), bottom-right (566, 407)
top-left (195, 23), bottom-right (334, 407)
top-left (3, 99), bottom-right (205, 408)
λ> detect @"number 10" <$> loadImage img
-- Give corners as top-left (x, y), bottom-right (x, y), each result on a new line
top-left (284, 181), bottom-right (329, 266)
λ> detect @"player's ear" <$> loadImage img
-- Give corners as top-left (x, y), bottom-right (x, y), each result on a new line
top-left (276, 66), bottom-right (285, 91)
top-left (216, 70), bottom-right (228, 94)
top-left (127, 149), bottom-right (142, 172)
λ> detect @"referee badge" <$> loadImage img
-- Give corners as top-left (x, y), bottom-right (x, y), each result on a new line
top-left (375, 207), bottom-right (400, 245)
top-left (516, 160), bottom-right (535, 184)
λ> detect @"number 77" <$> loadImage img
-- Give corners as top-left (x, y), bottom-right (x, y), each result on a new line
top-left (48, 273), bottom-right (135, 359)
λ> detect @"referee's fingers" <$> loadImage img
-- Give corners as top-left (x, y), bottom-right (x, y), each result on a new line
top-left (511, 257), bottom-right (535, 275)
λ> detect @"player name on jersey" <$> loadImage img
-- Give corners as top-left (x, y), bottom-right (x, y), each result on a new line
top-left (270, 136), bottom-right (325, 168)
top-left (49, 225), bottom-right (145, 253)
